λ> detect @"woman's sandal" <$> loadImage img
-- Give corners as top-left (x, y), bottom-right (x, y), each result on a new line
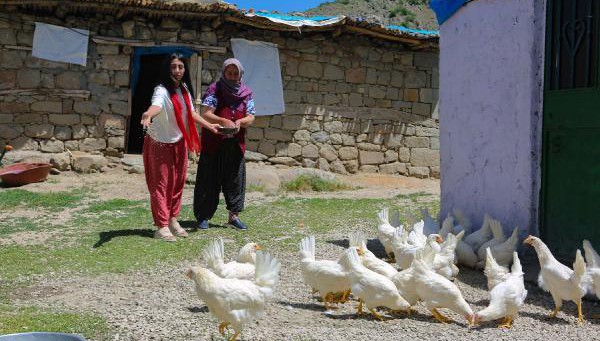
top-left (169, 221), bottom-right (189, 238)
top-left (155, 227), bottom-right (177, 242)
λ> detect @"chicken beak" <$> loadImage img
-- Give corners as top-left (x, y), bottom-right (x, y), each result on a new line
top-left (185, 269), bottom-right (193, 279)
top-left (436, 236), bottom-right (444, 243)
top-left (357, 248), bottom-right (366, 256)
top-left (255, 244), bottom-right (262, 251)
top-left (523, 236), bottom-right (533, 246)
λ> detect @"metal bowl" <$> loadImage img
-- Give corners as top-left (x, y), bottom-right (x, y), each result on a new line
top-left (0, 332), bottom-right (87, 341)
top-left (218, 127), bottom-right (238, 134)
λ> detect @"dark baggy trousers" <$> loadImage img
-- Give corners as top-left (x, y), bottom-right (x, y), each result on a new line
top-left (193, 139), bottom-right (246, 222)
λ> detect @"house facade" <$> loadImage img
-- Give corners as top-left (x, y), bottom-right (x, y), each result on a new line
top-left (436, 0), bottom-right (599, 256)
top-left (0, 0), bottom-right (441, 178)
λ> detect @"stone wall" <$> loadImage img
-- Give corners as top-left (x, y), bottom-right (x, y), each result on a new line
top-left (0, 9), bottom-right (440, 178)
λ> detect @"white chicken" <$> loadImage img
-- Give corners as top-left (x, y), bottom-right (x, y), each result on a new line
top-left (464, 213), bottom-right (493, 251)
top-left (349, 231), bottom-right (398, 279)
top-left (299, 235), bottom-right (352, 310)
top-left (452, 208), bottom-right (472, 235)
top-left (377, 208), bottom-right (396, 260)
top-left (582, 240), bottom-right (600, 316)
top-left (476, 219), bottom-right (506, 262)
top-left (393, 226), bottom-right (443, 270)
top-left (455, 234), bottom-right (479, 268)
top-left (187, 251), bottom-right (280, 341)
top-left (202, 238), bottom-right (261, 280)
top-left (424, 231), bottom-right (463, 280)
top-left (483, 247), bottom-right (510, 291)
top-left (342, 247), bottom-right (410, 320)
top-left (474, 251), bottom-right (527, 328)
top-left (524, 235), bottom-right (587, 324)
top-left (391, 267), bottom-right (419, 309)
top-left (411, 251), bottom-right (475, 325)
top-left (477, 227), bottom-right (520, 269)
top-left (439, 213), bottom-right (454, 238)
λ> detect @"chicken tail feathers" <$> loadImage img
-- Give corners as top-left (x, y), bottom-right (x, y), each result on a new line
top-left (346, 247), bottom-right (362, 269)
top-left (511, 251), bottom-right (522, 274)
top-left (583, 240), bottom-right (600, 268)
top-left (255, 251), bottom-right (281, 290)
top-left (349, 231), bottom-right (365, 249)
top-left (299, 235), bottom-right (316, 261)
top-left (508, 227), bottom-right (520, 247)
top-left (202, 238), bottom-right (225, 270)
top-left (377, 208), bottom-right (389, 225)
top-left (574, 249), bottom-right (587, 279)
top-left (440, 213), bottom-right (454, 238)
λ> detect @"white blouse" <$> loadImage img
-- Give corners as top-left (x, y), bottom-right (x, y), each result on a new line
top-left (146, 85), bottom-right (196, 143)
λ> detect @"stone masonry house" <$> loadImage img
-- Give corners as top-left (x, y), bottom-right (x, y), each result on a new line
top-left (0, 0), bottom-right (440, 178)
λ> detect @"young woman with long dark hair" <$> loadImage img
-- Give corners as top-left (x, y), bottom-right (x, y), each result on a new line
top-left (140, 53), bottom-right (220, 241)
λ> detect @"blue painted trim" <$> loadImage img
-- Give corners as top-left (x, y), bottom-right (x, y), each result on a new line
top-left (430, 0), bottom-right (470, 25)
top-left (131, 46), bottom-right (196, 94)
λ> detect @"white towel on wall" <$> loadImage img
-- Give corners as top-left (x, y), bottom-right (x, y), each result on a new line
top-left (32, 22), bottom-right (89, 66)
top-left (231, 38), bottom-right (285, 116)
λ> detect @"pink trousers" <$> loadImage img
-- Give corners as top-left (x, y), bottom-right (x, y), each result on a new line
top-left (142, 135), bottom-right (188, 228)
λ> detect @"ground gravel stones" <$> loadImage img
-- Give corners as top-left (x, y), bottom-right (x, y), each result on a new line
top-left (12, 226), bottom-right (600, 341)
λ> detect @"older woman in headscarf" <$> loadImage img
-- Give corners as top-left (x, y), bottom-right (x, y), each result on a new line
top-left (193, 58), bottom-right (256, 230)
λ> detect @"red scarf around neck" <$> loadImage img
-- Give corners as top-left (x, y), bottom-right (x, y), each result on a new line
top-left (170, 84), bottom-right (200, 153)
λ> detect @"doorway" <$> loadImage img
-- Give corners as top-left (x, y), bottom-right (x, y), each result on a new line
top-left (127, 47), bottom-right (196, 154)
top-left (541, 0), bottom-right (600, 257)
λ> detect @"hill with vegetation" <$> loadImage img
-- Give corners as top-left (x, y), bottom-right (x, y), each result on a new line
top-left (301, 0), bottom-right (438, 31)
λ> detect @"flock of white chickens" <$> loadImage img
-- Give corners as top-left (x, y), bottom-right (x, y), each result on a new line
top-left (186, 208), bottom-right (600, 341)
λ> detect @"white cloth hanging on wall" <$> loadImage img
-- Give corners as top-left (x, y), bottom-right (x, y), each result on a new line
top-left (32, 22), bottom-right (89, 66)
top-left (231, 38), bottom-right (285, 116)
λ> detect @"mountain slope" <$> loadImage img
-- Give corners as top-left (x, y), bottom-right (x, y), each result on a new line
top-left (302, 0), bottom-right (438, 31)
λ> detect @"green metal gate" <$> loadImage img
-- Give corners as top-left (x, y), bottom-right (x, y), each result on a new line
top-left (542, 0), bottom-right (600, 257)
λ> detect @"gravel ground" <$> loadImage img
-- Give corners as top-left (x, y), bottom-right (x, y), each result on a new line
top-left (11, 226), bottom-right (600, 341)
top-left (6, 169), bottom-right (600, 340)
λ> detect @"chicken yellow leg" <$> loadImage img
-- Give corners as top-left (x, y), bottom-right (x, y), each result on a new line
top-left (577, 299), bottom-right (584, 325)
top-left (497, 316), bottom-right (513, 329)
top-left (323, 293), bottom-right (331, 310)
top-left (228, 331), bottom-right (240, 341)
top-left (340, 289), bottom-right (351, 303)
top-left (356, 299), bottom-right (364, 315)
top-left (431, 308), bottom-right (452, 324)
top-left (549, 307), bottom-right (560, 318)
top-left (370, 308), bottom-right (385, 321)
top-left (218, 322), bottom-right (230, 335)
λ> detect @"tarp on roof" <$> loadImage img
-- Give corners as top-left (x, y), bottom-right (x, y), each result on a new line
top-left (247, 12), bottom-right (439, 38)
top-left (246, 12), bottom-right (345, 28)
top-left (430, 0), bottom-right (471, 25)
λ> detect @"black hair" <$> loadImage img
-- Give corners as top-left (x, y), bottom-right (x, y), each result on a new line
top-left (157, 52), bottom-right (195, 96)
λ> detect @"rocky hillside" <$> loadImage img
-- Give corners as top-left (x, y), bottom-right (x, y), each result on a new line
top-left (302, 0), bottom-right (438, 31)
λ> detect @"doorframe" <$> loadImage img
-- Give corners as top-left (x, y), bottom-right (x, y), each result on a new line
top-left (125, 46), bottom-right (201, 153)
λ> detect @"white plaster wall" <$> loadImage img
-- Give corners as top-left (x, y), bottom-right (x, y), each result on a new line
top-left (439, 0), bottom-right (546, 237)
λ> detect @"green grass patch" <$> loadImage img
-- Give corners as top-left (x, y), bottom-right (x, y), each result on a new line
top-left (0, 216), bottom-right (45, 236)
top-left (0, 188), bottom-right (87, 211)
top-left (282, 174), bottom-right (353, 192)
top-left (0, 306), bottom-right (110, 340)
top-left (0, 195), bottom-right (439, 282)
